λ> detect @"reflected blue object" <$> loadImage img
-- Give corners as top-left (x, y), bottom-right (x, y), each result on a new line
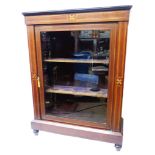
top-left (74, 51), bottom-right (91, 59)
top-left (74, 73), bottom-right (99, 88)
top-left (74, 51), bottom-right (91, 73)
top-left (74, 73), bottom-right (99, 84)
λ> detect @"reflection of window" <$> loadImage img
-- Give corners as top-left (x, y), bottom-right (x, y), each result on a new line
top-left (79, 30), bottom-right (93, 38)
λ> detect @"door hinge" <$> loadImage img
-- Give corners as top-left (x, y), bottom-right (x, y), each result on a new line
top-left (37, 76), bottom-right (40, 88)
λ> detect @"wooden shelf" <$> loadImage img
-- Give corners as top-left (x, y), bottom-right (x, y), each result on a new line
top-left (44, 58), bottom-right (109, 64)
top-left (46, 85), bottom-right (107, 98)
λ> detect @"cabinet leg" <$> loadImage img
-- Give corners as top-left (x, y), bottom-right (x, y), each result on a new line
top-left (33, 129), bottom-right (39, 136)
top-left (114, 144), bottom-right (122, 151)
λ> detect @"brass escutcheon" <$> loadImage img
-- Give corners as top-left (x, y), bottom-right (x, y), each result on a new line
top-left (37, 76), bottom-right (40, 88)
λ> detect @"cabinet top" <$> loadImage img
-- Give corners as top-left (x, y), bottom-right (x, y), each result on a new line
top-left (22, 5), bottom-right (132, 16)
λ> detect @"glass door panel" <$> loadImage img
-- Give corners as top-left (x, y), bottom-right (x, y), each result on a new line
top-left (41, 30), bottom-right (109, 124)
top-left (35, 24), bottom-right (116, 128)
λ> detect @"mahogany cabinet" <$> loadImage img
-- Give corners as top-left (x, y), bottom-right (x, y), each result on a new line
top-left (23, 5), bottom-right (132, 150)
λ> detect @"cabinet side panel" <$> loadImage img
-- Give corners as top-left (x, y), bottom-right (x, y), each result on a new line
top-left (112, 22), bottom-right (128, 132)
top-left (27, 26), bottom-right (41, 119)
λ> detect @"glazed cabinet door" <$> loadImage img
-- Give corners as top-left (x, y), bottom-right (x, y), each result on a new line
top-left (35, 23), bottom-right (117, 129)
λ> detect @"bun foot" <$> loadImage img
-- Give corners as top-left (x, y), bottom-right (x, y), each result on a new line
top-left (33, 129), bottom-right (39, 135)
top-left (114, 144), bottom-right (122, 151)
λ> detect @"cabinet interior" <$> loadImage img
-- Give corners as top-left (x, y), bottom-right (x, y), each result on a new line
top-left (41, 30), bottom-right (110, 124)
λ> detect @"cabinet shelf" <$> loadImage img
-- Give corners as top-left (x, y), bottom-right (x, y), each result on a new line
top-left (46, 85), bottom-right (108, 98)
top-left (44, 58), bottom-right (109, 64)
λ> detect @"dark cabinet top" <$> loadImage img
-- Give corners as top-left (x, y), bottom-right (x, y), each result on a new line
top-left (23, 5), bottom-right (132, 16)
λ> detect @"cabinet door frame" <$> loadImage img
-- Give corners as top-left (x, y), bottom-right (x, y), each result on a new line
top-left (34, 23), bottom-right (117, 129)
